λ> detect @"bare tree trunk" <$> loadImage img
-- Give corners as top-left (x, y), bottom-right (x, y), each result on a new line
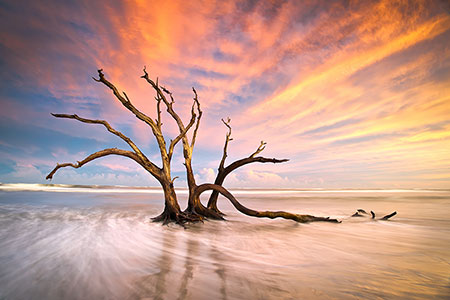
top-left (207, 173), bottom-right (227, 215)
top-left (183, 159), bottom-right (224, 220)
top-left (197, 184), bottom-right (340, 223)
top-left (152, 182), bottom-right (182, 224)
top-left (152, 180), bottom-right (205, 225)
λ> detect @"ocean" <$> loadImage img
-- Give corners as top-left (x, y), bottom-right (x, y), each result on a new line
top-left (0, 184), bottom-right (449, 299)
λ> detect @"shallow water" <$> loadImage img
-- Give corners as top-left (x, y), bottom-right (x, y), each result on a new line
top-left (0, 185), bottom-right (449, 299)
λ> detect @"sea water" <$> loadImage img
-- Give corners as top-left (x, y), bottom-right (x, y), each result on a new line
top-left (0, 184), bottom-right (449, 299)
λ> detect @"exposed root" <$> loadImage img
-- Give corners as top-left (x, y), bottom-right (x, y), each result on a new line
top-left (152, 209), bottom-right (204, 226)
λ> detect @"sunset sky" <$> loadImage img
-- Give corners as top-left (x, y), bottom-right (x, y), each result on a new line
top-left (0, 0), bottom-right (449, 188)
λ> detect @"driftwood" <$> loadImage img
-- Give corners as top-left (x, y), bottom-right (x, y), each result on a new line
top-left (351, 210), bottom-right (397, 221)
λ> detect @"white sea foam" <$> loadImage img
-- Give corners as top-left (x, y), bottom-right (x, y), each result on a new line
top-left (0, 183), bottom-right (441, 194)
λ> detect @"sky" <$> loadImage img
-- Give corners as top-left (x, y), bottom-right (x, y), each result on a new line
top-left (0, 0), bottom-right (449, 189)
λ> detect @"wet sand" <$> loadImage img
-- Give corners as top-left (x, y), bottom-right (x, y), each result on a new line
top-left (0, 186), bottom-right (449, 299)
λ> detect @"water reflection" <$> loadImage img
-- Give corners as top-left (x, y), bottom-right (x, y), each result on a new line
top-left (177, 238), bottom-right (197, 300)
top-left (210, 245), bottom-right (228, 300)
top-left (130, 231), bottom-right (172, 299)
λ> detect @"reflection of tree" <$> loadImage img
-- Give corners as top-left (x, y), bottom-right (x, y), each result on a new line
top-left (210, 245), bottom-right (228, 300)
top-left (130, 233), bottom-right (172, 299)
top-left (177, 238), bottom-right (197, 300)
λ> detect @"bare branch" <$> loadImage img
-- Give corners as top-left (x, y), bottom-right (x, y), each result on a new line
top-left (218, 117), bottom-right (232, 171)
top-left (50, 113), bottom-right (161, 176)
top-left (168, 111), bottom-right (197, 159)
top-left (141, 68), bottom-right (185, 129)
top-left (170, 176), bottom-right (179, 185)
top-left (141, 67), bottom-right (198, 156)
top-left (46, 148), bottom-right (149, 180)
top-left (249, 141), bottom-right (267, 158)
top-left (207, 156), bottom-right (289, 212)
top-left (190, 87), bottom-right (203, 148)
top-left (197, 184), bottom-right (340, 223)
top-left (93, 69), bottom-right (156, 129)
top-left (155, 95), bottom-right (162, 128)
top-left (94, 69), bottom-right (171, 165)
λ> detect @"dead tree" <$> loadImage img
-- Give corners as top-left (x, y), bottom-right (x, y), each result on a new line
top-left (46, 68), bottom-right (369, 225)
top-left (140, 70), bottom-right (219, 220)
top-left (47, 69), bottom-right (199, 224)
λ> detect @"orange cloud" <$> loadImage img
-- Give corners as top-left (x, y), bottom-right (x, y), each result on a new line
top-left (2, 0), bottom-right (449, 187)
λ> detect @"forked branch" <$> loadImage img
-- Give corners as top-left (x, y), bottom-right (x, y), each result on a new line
top-left (208, 120), bottom-right (288, 213)
top-left (168, 113), bottom-right (197, 159)
top-left (46, 148), bottom-right (147, 180)
top-left (141, 67), bottom-right (200, 153)
top-left (249, 141), bottom-right (267, 158)
top-left (93, 69), bottom-right (156, 130)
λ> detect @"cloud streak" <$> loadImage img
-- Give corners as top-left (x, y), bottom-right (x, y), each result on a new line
top-left (0, 0), bottom-right (449, 188)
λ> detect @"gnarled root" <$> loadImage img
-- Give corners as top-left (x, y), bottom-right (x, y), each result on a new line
top-left (152, 209), bottom-right (204, 226)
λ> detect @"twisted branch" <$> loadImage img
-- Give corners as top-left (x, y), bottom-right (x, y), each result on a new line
top-left (208, 120), bottom-right (288, 212)
top-left (50, 113), bottom-right (161, 176)
top-left (46, 148), bottom-right (146, 180)
top-left (197, 184), bottom-right (340, 223)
